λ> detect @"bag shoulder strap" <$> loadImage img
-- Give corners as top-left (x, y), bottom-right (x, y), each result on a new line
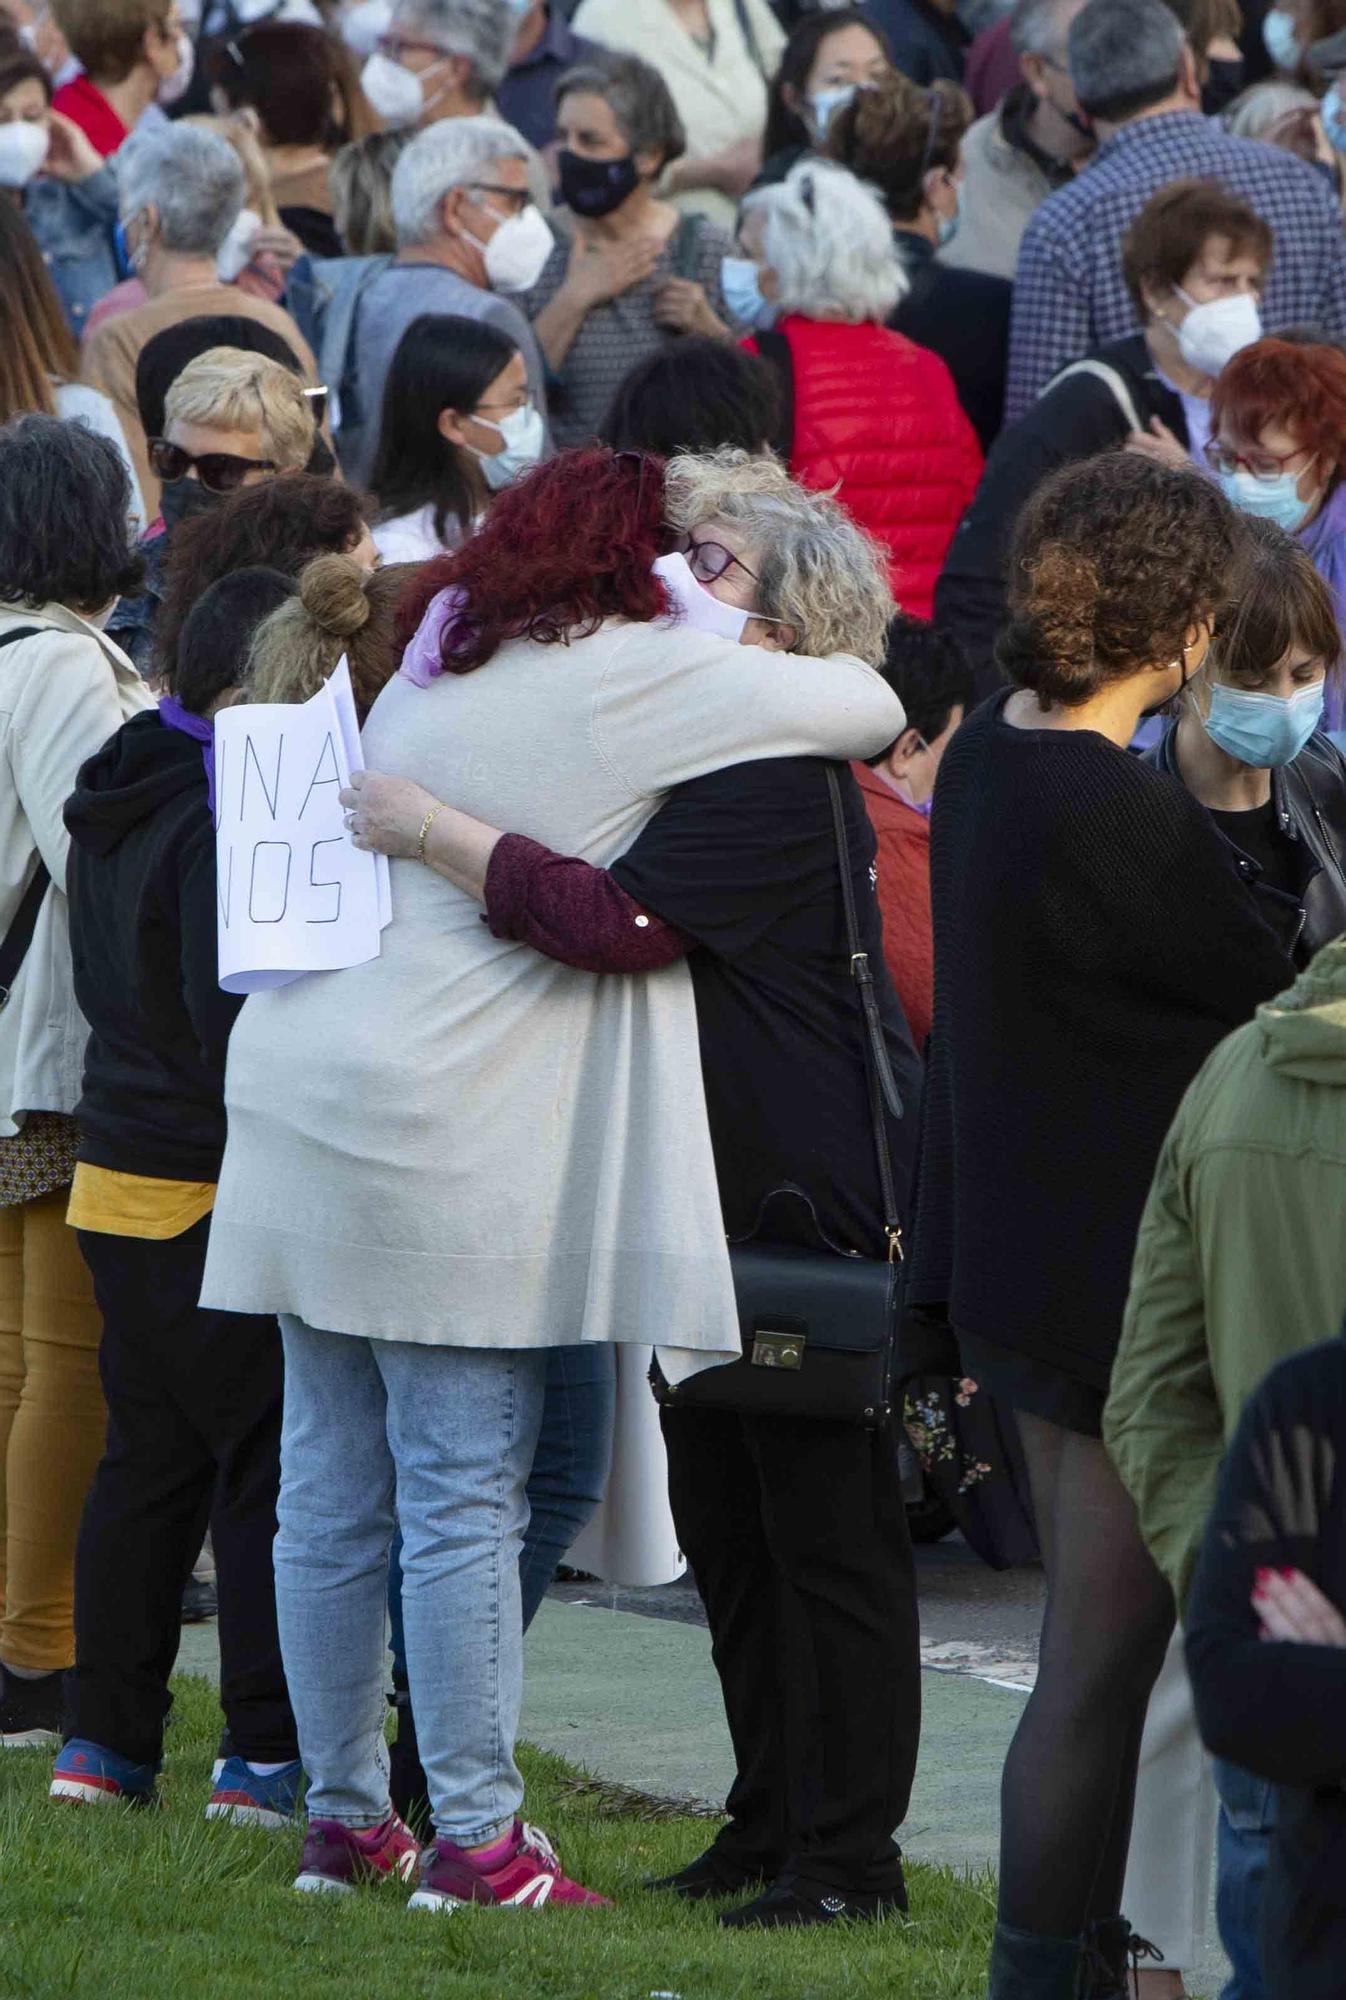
top-left (0, 628), bottom-right (49, 1008)
top-left (753, 326), bottom-right (795, 460)
top-left (1044, 359), bottom-right (1144, 436)
top-left (823, 764), bottom-right (904, 1257)
top-left (730, 0), bottom-right (766, 75)
top-left (671, 212), bottom-right (704, 280)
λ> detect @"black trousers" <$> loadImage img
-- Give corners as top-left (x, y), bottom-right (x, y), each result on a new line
top-left (68, 1217), bottom-right (296, 1766)
top-left (661, 1404), bottom-right (920, 1898)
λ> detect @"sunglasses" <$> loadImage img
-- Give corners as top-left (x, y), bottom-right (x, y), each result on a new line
top-left (149, 439), bottom-right (278, 492)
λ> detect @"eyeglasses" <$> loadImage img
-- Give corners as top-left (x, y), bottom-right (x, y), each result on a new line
top-left (377, 33), bottom-right (444, 61)
top-left (149, 439), bottom-right (278, 491)
top-left (464, 181), bottom-right (530, 217)
top-left (1204, 440), bottom-right (1313, 482)
top-left (680, 534), bottom-right (760, 586)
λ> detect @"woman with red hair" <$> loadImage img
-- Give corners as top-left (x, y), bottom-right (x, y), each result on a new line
top-left (1209, 337), bottom-right (1346, 733)
top-left (198, 445), bottom-right (903, 1911)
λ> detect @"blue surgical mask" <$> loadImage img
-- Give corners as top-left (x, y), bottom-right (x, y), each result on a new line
top-left (937, 205), bottom-right (960, 248)
top-left (471, 399), bottom-right (546, 492)
top-left (809, 82), bottom-right (856, 140)
top-left (1261, 6), bottom-right (1301, 70)
top-left (1324, 80), bottom-right (1346, 153)
top-left (1217, 461), bottom-right (1318, 534)
top-left (720, 254), bottom-right (772, 329)
top-left (1203, 679), bottom-right (1325, 767)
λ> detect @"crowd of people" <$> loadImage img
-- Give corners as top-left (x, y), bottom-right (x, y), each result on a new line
top-left (4, 0), bottom-right (1346, 1993)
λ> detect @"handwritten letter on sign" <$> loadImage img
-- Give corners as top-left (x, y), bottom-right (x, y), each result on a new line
top-left (214, 658), bottom-right (391, 995)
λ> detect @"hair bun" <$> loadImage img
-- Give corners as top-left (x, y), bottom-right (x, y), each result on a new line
top-left (298, 552), bottom-right (371, 639)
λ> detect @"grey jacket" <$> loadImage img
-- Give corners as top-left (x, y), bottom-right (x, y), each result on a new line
top-left (939, 105), bottom-right (1056, 283)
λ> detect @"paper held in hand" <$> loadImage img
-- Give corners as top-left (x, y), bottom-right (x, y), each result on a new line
top-left (213, 657), bottom-right (391, 995)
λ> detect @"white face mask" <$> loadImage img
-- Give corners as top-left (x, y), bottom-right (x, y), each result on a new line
top-left (0, 119), bottom-right (50, 188)
top-left (340, 0), bottom-right (391, 55)
top-left (157, 29), bottom-right (196, 105)
top-left (1173, 288), bottom-right (1262, 379)
top-left (216, 205), bottom-right (261, 281)
top-left (652, 552), bottom-right (751, 643)
top-left (471, 399), bottom-right (547, 491)
top-left (359, 48), bottom-right (445, 127)
top-left (469, 200), bottom-right (553, 293)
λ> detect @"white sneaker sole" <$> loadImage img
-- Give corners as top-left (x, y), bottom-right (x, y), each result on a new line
top-left (406, 1888), bottom-right (466, 1914)
top-left (49, 1777), bottom-right (128, 1805)
top-left (205, 1801), bottom-right (292, 1830)
top-left (4, 1728), bottom-right (60, 1750)
top-left (293, 1872), bottom-right (356, 1896)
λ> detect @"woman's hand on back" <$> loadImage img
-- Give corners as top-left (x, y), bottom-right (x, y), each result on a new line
top-left (341, 770), bottom-right (443, 859)
top-left (652, 277), bottom-right (729, 339)
top-left (1253, 1567), bottom-right (1346, 1647)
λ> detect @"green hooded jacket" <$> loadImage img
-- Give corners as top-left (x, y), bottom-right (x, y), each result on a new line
top-left (1105, 938), bottom-right (1346, 1608)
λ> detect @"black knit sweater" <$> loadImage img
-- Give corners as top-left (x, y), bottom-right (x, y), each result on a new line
top-left (907, 692), bottom-right (1295, 1391)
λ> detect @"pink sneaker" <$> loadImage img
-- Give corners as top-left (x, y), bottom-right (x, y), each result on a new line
top-left (407, 1820), bottom-right (611, 1912)
top-left (293, 1811), bottom-right (420, 1895)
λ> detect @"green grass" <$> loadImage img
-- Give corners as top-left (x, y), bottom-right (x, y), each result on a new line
top-left (0, 1675), bottom-right (998, 2000)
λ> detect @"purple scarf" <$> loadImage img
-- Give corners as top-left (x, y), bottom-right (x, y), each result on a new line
top-left (400, 586), bottom-right (471, 686)
top-left (158, 696), bottom-right (216, 819)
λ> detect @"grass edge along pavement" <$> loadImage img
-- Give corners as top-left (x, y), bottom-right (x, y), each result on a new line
top-left (0, 1674), bottom-right (998, 2000)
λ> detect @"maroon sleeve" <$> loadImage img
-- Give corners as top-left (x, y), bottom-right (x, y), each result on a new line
top-left (482, 832), bottom-right (691, 974)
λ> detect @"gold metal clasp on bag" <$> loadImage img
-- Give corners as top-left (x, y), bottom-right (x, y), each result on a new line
top-left (751, 1330), bottom-right (806, 1370)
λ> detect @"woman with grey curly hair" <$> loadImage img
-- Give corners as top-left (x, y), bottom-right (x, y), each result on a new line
top-left (346, 445), bottom-right (924, 1929)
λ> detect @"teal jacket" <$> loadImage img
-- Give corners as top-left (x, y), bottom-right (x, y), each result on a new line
top-left (1105, 938), bottom-right (1346, 1607)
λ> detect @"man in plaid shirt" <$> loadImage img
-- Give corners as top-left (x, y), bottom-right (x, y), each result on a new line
top-left (1006, 0), bottom-right (1346, 420)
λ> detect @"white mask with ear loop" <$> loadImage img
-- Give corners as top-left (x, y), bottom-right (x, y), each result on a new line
top-left (0, 119), bottom-right (50, 187)
top-left (359, 49), bottom-right (449, 127)
top-left (465, 200), bottom-right (554, 292)
top-left (652, 552), bottom-right (792, 647)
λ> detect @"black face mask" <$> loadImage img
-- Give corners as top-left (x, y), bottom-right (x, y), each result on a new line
top-left (159, 476), bottom-right (226, 535)
top-left (1202, 56), bottom-right (1245, 117)
top-left (557, 148), bottom-right (641, 220)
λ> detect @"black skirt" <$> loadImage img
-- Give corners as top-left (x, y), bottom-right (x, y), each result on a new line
top-left (956, 1327), bottom-right (1106, 1439)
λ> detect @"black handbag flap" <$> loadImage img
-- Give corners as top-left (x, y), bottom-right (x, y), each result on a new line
top-left (731, 1243), bottom-right (898, 1360)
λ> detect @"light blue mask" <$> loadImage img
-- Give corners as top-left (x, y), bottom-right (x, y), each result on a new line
top-left (1261, 6), bottom-right (1301, 70)
top-left (720, 254), bottom-right (772, 329)
top-left (809, 82), bottom-right (857, 140)
top-left (937, 205), bottom-right (961, 247)
top-left (1203, 679), bottom-right (1325, 767)
top-left (1217, 462), bottom-right (1317, 534)
top-left (1324, 80), bottom-right (1346, 153)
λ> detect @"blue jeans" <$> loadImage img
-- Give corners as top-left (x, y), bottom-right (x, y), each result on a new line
top-left (388, 1342), bottom-right (616, 1679)
top-left (1215, 1758), bottom-right (1276, 2000)
top-left (274, 1317), bottom-right (546, 1843)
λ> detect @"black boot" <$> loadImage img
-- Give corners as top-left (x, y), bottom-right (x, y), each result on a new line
top-left (1078, 1918), bottom-right (1164, 1998)
top-left (985, 1921), bottom-right (1083, 1999)
top-left (644, 1846), bottom-right (772, 1900)
top-left (387, 1680), bottom-right (431, 1836)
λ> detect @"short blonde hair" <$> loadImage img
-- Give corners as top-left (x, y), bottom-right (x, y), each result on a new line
top-left (164, 346), bottom-right (314, 471)
top-left (663, 446), bottom-right (894, 665)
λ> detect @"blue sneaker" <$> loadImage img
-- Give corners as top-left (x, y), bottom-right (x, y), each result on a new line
top-left (50, 1737), bottom-right (158, 1807)
top-left (206, 1756), bottom-right (304, 1829)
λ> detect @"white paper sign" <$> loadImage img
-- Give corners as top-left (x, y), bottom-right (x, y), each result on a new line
top-left (214, 658), bottom-right (391, 995)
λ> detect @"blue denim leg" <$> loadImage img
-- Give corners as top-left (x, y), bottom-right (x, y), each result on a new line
top-left (381, 1339), bottom-right (546, 1846)
top-left (274, 1317), bottom-right (398, 1827)
top-left (519, 1344), bottom-right (616, 1630)
top-left (387, 1342), bottom-right (616, 1678)
top-left (1215, 1758), bottom-right (1277, 2000)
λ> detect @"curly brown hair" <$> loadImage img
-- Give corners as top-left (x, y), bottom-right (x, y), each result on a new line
top-left (826, 73), bottom-right (971, 224)
top-left (998, 454), bottom-right (1248, 708)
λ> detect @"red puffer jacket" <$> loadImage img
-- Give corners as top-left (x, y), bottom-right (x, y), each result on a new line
top-left (745, 315), bottom-right (983, 619)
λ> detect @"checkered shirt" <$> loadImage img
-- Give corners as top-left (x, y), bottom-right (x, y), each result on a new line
top-left (1006, 110), bottom-right (1346, 421)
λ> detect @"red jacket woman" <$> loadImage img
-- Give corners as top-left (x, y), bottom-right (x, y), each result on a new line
top-left (737, 160), bottom-right (982, 617)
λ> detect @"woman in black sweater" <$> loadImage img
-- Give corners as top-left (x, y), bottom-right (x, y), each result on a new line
top-left (907, 454), bottom-right (1296, 1998)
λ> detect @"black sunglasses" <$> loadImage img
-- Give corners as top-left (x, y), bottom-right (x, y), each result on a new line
top-left (149, 439), bottom-right (278, 492)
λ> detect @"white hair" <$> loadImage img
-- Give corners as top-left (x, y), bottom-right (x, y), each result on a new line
top-left (741, 159), bottom-right (905, 327)
top-left (116, 124), bottom-right (244, 258)
top-left (390, 112), bottom-right (530, 246)
top-left (1224, 79), bottom-right (1319, 140)
top-left (391, 0), bottom-right (513, 97)
top-left (664, 447), bottom-right (894, 666)
top-left (1009, 0), bottom-right (1084, 60)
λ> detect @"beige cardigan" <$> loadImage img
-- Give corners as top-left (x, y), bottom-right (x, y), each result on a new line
top-left (201, 617), bottom-right (901, 1374)
top-left (0, 602), bottom-right (155, 1135)
top-left (571, 0), bottom-right (785, 229)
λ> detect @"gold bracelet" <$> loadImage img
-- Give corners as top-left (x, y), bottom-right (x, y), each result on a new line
top-left (417, 804), bottom-right (445, 865)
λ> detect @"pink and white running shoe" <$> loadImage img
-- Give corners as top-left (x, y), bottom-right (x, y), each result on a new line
top-left (293, 1811), bottom-right (420, 1895)
top-left (408, 1820), bottom-right (611, 1913)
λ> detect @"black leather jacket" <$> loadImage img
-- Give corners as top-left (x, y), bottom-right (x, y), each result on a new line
top-left (1149, 723), bottom-right (1346, 965)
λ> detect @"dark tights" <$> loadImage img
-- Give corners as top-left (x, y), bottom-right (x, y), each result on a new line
top-left (998, 1412), bottom-right (1174, 1937)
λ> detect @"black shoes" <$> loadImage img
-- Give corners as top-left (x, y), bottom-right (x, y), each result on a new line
top-left (644, 1846), bottom-right (775, 1901)
top-left (0, 1665), bottom-right (65, 1748)
top-left (387, 1683), bottom-right (432, 1836)
top-left (181, 1574), bottom-right (218, 1623)
top-left (718, 1872), bottom-right (908, 1930)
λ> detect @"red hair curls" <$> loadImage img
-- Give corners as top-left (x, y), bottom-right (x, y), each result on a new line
top-left (396, 446), bottom-right (669, 674)
top-left (1211, 338), bottom-right (1346, 465)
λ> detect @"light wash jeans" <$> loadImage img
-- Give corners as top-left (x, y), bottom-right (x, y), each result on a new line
top-left (388, 1342), bottom-right (616, 1676)
top-left (275, 1316), bottom-right (546, 1843)
top-left (1215, 1759), bottom-right (1276, 2000)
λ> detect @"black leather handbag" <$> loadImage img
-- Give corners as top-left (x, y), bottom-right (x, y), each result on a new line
top-left (651, 767), bottom-right (905, 1429)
